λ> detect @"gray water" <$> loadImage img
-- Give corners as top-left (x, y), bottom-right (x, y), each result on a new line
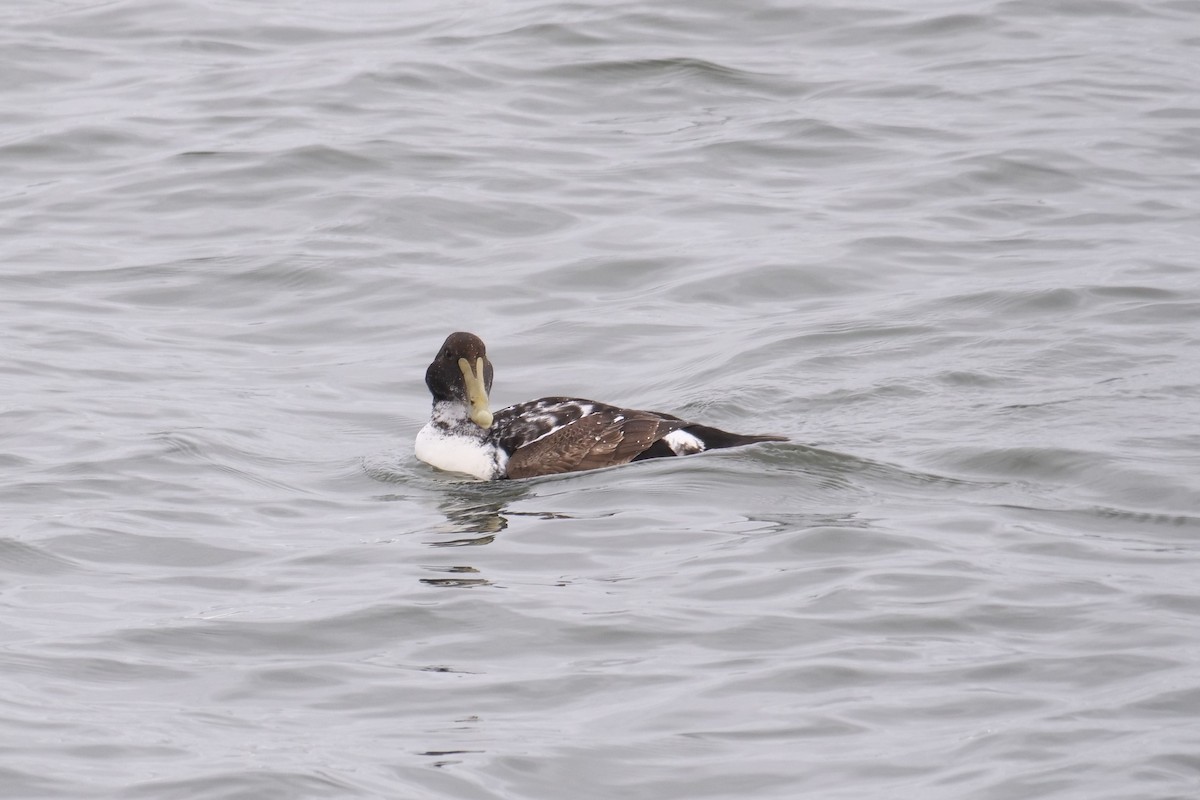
top-left (3, 0), bottom-right (1200, 797)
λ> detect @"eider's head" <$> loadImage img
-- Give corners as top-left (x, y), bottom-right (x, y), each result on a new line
top-left (425, 332), bottom-right (494, 429)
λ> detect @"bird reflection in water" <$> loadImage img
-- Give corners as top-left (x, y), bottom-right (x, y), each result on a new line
top-left (426, 481), bottom-right (518, 543)
top-left (415, 486), bottom-right (507, 586)
top-left (420, 564), bottom-right (490, 588)
top-left (416, 480), bottom-right (573, 587)
top-left (376, 475), bottom-right (577, 587)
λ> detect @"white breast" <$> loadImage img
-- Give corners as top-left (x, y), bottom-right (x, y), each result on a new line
top-left (415, 422), bottom-right (503, 480)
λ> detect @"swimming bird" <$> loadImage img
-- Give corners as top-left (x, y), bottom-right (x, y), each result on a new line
top-left (415, 332), bottom-right (786, 480)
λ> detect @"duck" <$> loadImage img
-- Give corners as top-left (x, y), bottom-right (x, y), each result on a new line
top-left (414, 332), bottom-right (787, 480)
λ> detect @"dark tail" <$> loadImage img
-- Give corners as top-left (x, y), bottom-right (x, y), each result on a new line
top-left (684, 425), bottom-right (788, 451)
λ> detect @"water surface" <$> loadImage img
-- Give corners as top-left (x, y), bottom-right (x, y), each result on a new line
top-left (3, 0), bottom-right (1200, 798)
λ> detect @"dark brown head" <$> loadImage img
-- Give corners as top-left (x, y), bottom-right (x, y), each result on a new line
top-left (424, 332), bottom-right (494, 428)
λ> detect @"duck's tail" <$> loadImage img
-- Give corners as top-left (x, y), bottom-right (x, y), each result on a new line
top-left (684, 425), bottom-right (789, 451)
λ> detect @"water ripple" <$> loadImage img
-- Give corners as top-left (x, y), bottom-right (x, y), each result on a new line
top-left (3, 0), bottom-right (1200, 797)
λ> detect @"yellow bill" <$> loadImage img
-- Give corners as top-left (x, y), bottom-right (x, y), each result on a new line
top-left (458, 356), bottom-right (493, 429)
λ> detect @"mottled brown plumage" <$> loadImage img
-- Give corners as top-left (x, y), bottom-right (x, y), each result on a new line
top-left (505, 411), bottom-right (687, 478)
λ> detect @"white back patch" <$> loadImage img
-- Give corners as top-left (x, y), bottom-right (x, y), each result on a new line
top-left (663, 429), bottom-right (704, 456)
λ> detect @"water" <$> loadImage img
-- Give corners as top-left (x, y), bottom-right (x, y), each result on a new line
top-left (3, 0), bottom-right (1200, 797)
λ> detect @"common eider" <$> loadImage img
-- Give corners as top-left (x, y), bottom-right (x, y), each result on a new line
top-left (414, 332), bottom-right (787, 480)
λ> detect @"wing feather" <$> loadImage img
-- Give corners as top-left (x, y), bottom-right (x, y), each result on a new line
top-left (505, 410), bottom-right (685, 479)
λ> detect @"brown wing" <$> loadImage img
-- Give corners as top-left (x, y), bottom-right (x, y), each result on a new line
top-left (505, 411), bottom-right (685, 479)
